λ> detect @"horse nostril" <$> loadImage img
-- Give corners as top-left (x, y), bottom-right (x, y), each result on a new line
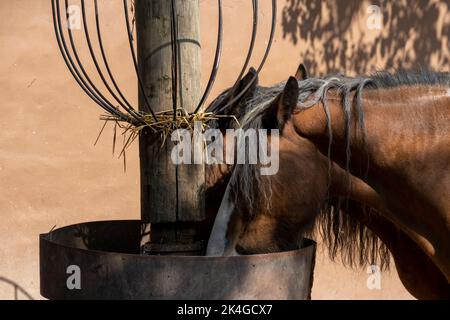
top-left (235, 243), bottom-right (251, 255)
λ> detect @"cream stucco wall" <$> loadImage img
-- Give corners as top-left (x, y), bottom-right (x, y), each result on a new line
top-left (1, 0), bottom-right (448, 299)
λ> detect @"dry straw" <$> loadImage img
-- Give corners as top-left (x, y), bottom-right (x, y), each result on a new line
top-left (96, 109), bottom-right (238, 171)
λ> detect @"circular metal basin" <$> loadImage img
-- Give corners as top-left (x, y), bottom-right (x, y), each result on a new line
top-left (40, 220), bottom-right (316, 299)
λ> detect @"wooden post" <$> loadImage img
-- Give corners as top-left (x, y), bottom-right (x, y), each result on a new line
top-left (135, 0), bottom-right (205, 249)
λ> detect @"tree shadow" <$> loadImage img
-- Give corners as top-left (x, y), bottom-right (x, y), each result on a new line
top-left (0, 276), bottom-right (34, 300)
top-left (281, 0), bottom-right (450, 75)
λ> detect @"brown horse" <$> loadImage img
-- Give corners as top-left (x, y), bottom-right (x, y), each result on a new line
top-left (205, 69), bottom-right (450, 299)
top-left (287, 71), bottom-right (450, 278)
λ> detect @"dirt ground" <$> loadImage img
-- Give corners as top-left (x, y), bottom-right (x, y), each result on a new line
top-left (1, 0), bottom-right (448, 300)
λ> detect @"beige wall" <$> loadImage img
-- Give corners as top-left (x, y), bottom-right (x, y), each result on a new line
top-left (0, 0), bottom-right (448, 300)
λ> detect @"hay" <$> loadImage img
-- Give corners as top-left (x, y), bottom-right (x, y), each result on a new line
top-left (96, 109), bottom-right (238, 169)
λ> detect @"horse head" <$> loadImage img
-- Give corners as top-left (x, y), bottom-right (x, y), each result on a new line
top-left (206, 73), bottom-right (388, 262)
top-left (206, 74), bottom-right (332, 256)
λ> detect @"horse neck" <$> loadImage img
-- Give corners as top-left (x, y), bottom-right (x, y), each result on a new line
top-left (293, 86), bottom-right (450, 281)
top-left (293, 85), bottom-right (450, 174)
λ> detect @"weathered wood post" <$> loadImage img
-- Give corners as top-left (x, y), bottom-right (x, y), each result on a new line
top-left (135, 0), bottom-right (205, 252)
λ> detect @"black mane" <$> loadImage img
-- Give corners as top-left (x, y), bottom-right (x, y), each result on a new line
top-left (369, 70), bottom-right (450, 89)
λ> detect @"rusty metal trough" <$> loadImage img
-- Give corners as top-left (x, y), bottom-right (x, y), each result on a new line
top-left (40, 220), bottom-right (316, 299)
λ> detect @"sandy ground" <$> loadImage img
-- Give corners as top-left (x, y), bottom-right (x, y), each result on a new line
top-left (1, 0), bottom-right (448, 300)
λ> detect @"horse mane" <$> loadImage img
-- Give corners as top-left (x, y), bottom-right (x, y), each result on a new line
top-left (229, 70), bottom-right (449, 269)
top-left (369, 69), bottom-right (450, 89)
top-left (233, 69), bottom-right (450, 197)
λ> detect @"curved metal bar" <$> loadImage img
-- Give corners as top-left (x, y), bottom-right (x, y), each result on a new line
top-left (175, 15), bottom-right (184, 111)
top-left (0, 277), bottom-right (34, 300)
top-left (52, 0), bottom-right (128, 120)
top-left (215, 0), bottom-right (277, 114)
top-left (80, 0), bottom-right (143, 124)
top-left (93, 0), bottom-right (143, 122)
top-left (51, 0), bottom-right (107, 113)
top-left (62, 0), bottom-right (120, 114)
top-left (193, 0), bottom-right (223, 114)
top-left (227, 0), bottom-right (259, 100)
top-left (209, 0), bottom-right (258, 114)
top-left (54, 0), bottom-right (115, 115)
top-left (123, 0), bottom-right (157, 121)
top-left (170, 0), bottom-right (179, 122)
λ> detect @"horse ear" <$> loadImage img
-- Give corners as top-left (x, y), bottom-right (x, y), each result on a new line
top-left (219, 67), bottom-right (258, 126)
top-left (262, 76), bottom-right (299, 129)
top-left (281, 76), bottom-right (300, 110)
top-left (295, 63), bottom-right (309, 81)
top-left (236, 67), bottom-right (258, 96)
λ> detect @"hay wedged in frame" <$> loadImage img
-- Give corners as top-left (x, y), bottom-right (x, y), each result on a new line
top-left (97, 109), bottom-right (239, 169)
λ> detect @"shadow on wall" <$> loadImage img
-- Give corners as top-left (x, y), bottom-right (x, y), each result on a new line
top-left (0, 276), bottom-right (34, 300)
top-left (281, 0), bottom-right (450, 75)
